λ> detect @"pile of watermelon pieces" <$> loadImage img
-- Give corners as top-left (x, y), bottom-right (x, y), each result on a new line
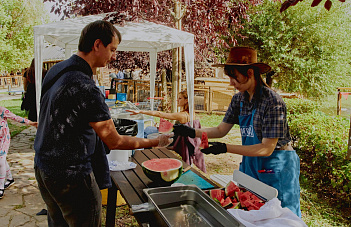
top-left (208, 181), bottom-right (265, 211)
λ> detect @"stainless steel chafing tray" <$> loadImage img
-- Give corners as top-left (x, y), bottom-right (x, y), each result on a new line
top-left (143, 185), bottom-right (245, 227)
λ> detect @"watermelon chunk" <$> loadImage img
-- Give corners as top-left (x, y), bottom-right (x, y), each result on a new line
top-left (225, 181), bottom-right (240, 198)
top-left (210, 189), bottom-right (225, 202)
top-left (221, 197), bottom-right (233, 209)
top-left (243, 200), bottom-right (260, 211)
top-left (227, 202), bottom-right (241, 209)
top-left (239, 191), bottom-right (252, 203)
top-left (159, 118), bottom-right (174, 133)
top-left (200, 132), bottom-right (209, 149)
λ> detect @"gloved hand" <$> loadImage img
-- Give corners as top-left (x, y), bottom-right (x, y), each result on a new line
top-left (201, 142), bottom-right (227, 155)
top-left (173, 124), bottom-right (196, 138)
top-left (156, 134), bottom-right (174, 147)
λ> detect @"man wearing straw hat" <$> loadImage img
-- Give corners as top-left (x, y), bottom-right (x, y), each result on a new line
top-left (174, 47), bottom-right (301, 217)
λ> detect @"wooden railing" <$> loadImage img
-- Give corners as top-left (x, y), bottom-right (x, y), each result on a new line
top-left (0, 75), bottom-right (23, 89)
top-left (110, 79), bottom-right (235, 114)
top-left (336, 87), bottom-right (351, 115)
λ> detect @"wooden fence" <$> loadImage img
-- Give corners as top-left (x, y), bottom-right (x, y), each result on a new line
top-left (0, 75), bottom-right (23, 90)
top-left (337, 87), bottom-right (351, 115)
top-left (110, 79), bottom-right (235, 114)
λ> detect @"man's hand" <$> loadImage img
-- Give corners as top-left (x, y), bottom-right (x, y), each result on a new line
top-left (156, 134), bottom-right (174, 147)
top-left (173, 124), bottom-right (196, 138)
top-left (201, 142), bottom-right (227, 155)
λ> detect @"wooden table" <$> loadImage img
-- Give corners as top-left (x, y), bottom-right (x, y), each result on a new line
top-left (105, 147), bottom-right (218, 227)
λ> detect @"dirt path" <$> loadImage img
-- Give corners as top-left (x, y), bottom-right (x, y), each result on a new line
top-left (204, 128), bottom-right (242, 176)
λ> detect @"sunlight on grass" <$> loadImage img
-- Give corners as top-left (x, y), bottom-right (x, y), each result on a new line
top-left (0, 99), bottom-right (29, 137)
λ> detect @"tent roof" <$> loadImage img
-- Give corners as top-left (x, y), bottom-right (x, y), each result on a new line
top-left (34, 12), bottom-right (196, 125)
top-left (34, 13), bottom-right (194, 52)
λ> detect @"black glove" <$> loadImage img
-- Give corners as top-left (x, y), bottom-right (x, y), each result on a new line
top-left (173, 124), bottom-right (196, 138)
top-left (201, 142), bottom-right (227, 155)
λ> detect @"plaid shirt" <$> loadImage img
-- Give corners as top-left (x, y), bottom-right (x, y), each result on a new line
top-left (223, 86), bottom-right (291, 149)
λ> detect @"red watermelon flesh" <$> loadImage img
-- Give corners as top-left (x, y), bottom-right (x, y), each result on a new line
top-left (200, 132), bottom-right (209, 149)
top-left (210, 189), bottom-right (225, 202)
top-left (220, 198), bottom-right (225, 206)
top-left (222, 197), bottom-right (233, 209)
top-left (239, 191), bottom-right (252, 203)
top-left (142, 158), bottom-right (181, 171)
top-left (159, 118), bottom-right (174, 133)
top-left (225, 181), bottom-right (240, 198)
top-left (231, 197), bottom-right (238, 203)
top-left (243, 200), bottom-right (260, 211)
top-left (208, 184), bottom-right (266, 211)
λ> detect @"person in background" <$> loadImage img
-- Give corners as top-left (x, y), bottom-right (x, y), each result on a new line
top-left (0, 106), bottom-right (37, 199)
top-left (127, 90), bottom-right (206, 173)
top-left (173, 47), bottom-right (301, 217)
top-left (116, 68), bottom-right (124, 92)
top-left (34, 20), bottom-right (172, 226)
top-left (21, 58), bottom-right (47, 121)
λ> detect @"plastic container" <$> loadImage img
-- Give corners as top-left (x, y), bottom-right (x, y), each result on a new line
top-left (117, 93), bottom-right (127, 101)
top-left (107, 149), bottom-right (131, 163)
top-left (108, 101), bottom-right (145, 139)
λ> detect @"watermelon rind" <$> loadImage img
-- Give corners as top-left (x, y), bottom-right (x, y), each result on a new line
top-left (141, 158), bottom-right (183, 184)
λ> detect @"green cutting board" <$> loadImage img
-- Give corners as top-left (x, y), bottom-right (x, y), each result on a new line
top-left (175, 170), bottom-right (215, 190)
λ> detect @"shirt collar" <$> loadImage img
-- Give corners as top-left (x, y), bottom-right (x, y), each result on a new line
top-left (70, 54), bottom-right (93, 78)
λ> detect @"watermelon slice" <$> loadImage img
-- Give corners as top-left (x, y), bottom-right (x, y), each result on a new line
top-left (158, 118), bottom-right (174, 133)
top-left (227, 202), bottom-right (241, 209)
top-left (209, 189), bottom-right (225, 202)
top-left (200, 132), bottom-right (209, 149)
top-left (239, 191), bottom-right (252, 203)
top-left (221, 197), bottom-right (233, 209)
top-left (225, 181), bottom-right (240, 198)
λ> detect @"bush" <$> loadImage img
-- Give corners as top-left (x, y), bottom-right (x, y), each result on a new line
top-left (286, 99), bottom-right (351, 205)
top-left (284, 98), bottom-right (320, 117)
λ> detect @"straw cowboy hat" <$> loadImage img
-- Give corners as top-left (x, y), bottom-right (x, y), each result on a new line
top-left (213, 47), bottom-right (271, 74)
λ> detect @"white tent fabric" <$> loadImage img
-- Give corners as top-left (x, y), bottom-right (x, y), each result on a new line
top-left (33, 13), bottom-right (195, 124)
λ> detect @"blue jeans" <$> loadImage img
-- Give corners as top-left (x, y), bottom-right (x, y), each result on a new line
top-left (35, 167), bottom-right (102, 227)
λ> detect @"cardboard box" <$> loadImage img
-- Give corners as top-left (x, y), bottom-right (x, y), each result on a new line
top-left (108, 94), bottom-right (116, 99)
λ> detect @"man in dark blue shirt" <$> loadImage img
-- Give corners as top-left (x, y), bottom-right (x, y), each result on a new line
top-left (34, 20), bottom-right (172, 226)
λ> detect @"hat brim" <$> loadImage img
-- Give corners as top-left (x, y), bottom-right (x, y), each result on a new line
top-left (212, 62), bottom-right (271, 74)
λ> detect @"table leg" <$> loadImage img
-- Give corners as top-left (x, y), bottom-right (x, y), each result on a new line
top-left (106, 182), bottom-right (117, 227)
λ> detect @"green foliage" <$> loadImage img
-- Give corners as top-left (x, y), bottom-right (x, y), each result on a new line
top-left (0, 98), bottom-right (28, 137)
top-left (284, 98), bottom-right (320, 117)
top-left (0, 98), bottom-right (27, 117)
top-left (234, 0), bottom-right (351, 98)
top-left (0, 0), bottom-right (49, 72)
top-left (288, 109), bottom-right (351, 204)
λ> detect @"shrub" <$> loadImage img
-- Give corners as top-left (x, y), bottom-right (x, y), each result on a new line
top-left (284, 98), bottom-right (320, 117)
top-left (289, 111), bottom-right (351, 204)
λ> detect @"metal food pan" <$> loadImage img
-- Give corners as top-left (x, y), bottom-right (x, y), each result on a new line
top-left (143, 185), bottom-right (244, 227)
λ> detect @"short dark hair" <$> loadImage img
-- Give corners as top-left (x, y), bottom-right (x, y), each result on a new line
top-left (78, 20), bottom-right (122, 53)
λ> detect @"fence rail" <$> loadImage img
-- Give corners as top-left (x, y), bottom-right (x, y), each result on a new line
top-left (0, 76), bottom-right (23, 90)
top-left (110, 79), bottom-right (235, 114)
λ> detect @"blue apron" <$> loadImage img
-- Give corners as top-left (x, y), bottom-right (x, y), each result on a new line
top-left (238, 102), bottom-right (301, 217)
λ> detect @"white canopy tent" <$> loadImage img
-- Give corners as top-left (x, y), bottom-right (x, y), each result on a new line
top-left (33, 13), bottom-right (195, 124)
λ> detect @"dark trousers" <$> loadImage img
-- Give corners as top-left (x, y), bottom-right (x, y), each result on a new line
top-left (35, 168), bottom-right (102, 227)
